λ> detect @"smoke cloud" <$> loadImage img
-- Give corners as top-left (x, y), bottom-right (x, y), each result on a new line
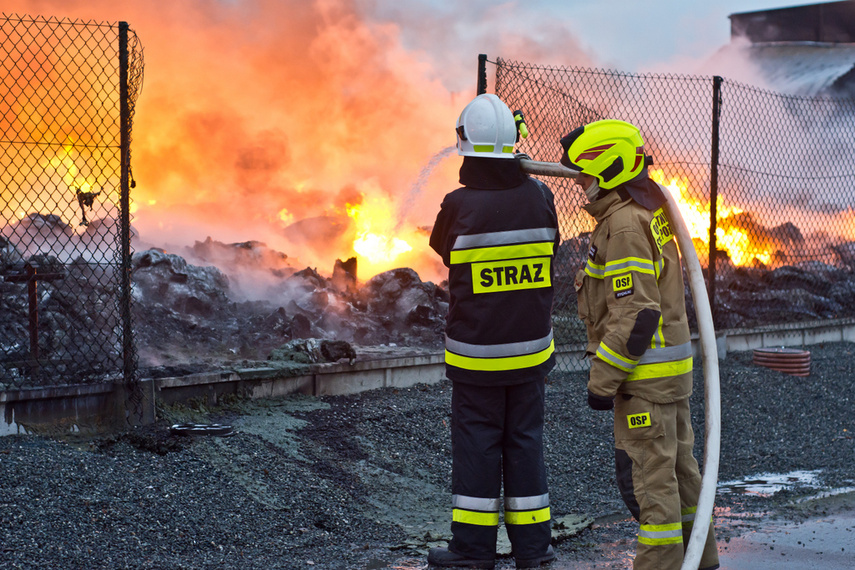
top-left (3, 0), bottom-right (598, 290)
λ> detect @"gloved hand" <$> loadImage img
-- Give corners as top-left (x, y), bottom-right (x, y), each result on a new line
top-left (587, 390), bottom-right (615, 411)
top-left (513, 110), bottom-right (529, 140)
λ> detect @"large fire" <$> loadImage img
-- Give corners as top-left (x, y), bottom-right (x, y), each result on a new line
top-left (2, 0), bottom-right (599, 291)
top-left (18, 1), bottom-right (853, 287)
top-left (650, 169), bottom-right (769, 266)
top-left (651, 168), bottom-right (813, 268)
top-left (0, 0), bottom-right (603, 293)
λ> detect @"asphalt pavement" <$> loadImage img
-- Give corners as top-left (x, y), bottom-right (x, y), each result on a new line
top-left (558, 490), bottom-right (855, 569)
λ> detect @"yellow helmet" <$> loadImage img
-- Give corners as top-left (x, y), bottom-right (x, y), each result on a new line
top-left (560, 119), bottom-right (647, 190)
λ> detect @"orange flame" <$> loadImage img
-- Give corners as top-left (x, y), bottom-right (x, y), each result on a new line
top-left (651, 169), bottom-right (774, 267)
top-left (345, 195), bottom-right (412, 271)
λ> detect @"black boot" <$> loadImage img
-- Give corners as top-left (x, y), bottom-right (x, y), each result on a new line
top-left (515, 544), bottom-right (555, 568)
top-left (427, 546), bottom-right (496, 569)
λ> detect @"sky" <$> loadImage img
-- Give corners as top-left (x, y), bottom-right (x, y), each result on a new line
top-left (520, 0), bottom-right (820, 72)
top-left (363, 0), bottom-right (827, 80)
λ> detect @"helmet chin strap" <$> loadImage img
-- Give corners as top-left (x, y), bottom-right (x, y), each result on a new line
top-left (585, 178), bottom-right (601, 202)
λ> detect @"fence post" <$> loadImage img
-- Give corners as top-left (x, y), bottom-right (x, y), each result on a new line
top-left (119, 22), bottom-right (135, 385)
top-left (708, 76), bottom-right (722, 326)
top-left (477, 54), bottom-right (487, 95)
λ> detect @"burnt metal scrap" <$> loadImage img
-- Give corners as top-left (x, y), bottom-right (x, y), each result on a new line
top-left (0, 248), bottom-right (124, 385)
top-left (76, 187), bottom-right (101, 227)
top-left (710, 260), bottom-right (855, 329)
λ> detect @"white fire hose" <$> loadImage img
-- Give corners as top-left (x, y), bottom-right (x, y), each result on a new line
top-left (519, 158), bottom-right (721, 570)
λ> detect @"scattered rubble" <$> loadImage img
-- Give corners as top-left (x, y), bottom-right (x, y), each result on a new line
top-left (4, 215), bottom-right (855, 385)
top-left (129, 245), bottom-right (447, 376)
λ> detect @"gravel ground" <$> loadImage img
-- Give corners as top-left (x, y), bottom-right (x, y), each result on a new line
top-left (2, 342), bottom-right (855, 569)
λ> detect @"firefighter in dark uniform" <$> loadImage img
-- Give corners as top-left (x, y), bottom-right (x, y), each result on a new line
top-left (561, 119), bottom-right (719, 570)
top-left (427, 93), bottom-right (559, 569)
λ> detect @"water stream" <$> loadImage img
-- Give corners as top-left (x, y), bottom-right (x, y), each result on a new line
top-left (394, 145), bottom-right (456, 233)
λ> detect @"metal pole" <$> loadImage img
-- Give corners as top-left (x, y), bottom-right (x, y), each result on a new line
top-left (709, 76), bottom-right (722, 326)
top-left (477, 54), bottom-right (487, 96)
top-left (26, 266), bottom-right (39, 361)
top-left (517, 158), bottom-right (721, 570)
top-left (118, 22), bottom-right (135, 384)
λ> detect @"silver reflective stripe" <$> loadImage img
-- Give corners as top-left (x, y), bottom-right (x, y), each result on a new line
top-left (584, 261), bottom-right (605, 278)
top-left (453, 495), bottom-right (500, 511)
top-left (604, 258), bottom-right (655, 275)
top-left (445, 330), bottom-right (554, 358)
top-left (452, 228), bottom-right (557, 250)
top-left (505, 493), bottom-right (549, 511)
top-left (597, 346), bottom-right (637, 371)
top-left (682, 512), bottom-right (696, 523)
top-left (639, 527), bottom-right (683, 540)
top-left (638, 342), bottom-right (692, 365)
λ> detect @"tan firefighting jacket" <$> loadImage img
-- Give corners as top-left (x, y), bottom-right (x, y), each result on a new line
top-left (575, 184), bottom-right (693, 403)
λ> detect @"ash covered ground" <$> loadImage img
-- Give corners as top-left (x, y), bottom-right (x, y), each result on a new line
top-left (2, 342), bottom-right (855, 569)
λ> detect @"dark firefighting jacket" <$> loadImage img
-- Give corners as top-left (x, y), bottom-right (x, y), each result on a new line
top-left (575, 183), bottom-right (693, 403)
top-left (430, 157), bottom-right (560, 386)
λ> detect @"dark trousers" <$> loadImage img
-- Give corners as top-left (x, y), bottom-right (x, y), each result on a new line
top-left (448, 379), bottom-right (551, 561)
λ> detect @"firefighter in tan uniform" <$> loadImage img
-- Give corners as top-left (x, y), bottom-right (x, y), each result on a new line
top-left (560, 120), bottom-right (719, 570)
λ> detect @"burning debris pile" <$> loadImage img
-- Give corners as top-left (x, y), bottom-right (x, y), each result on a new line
top-left (712, 247), bottom-right (855, 330)
top-left (0, 214), bottom-right (449, 383)
top-left (4, 209), bottom-right (855, 385)
top-left (130, 243), bottom-right (449, 376)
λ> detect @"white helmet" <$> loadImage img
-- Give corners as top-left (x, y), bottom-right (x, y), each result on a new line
top-left (455, 94), bottom-right (517, 159)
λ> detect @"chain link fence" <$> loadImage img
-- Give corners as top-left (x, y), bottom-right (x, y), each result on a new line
top-left (0, 15), bottom-right (143, 390)
top-left (483, 56), bottom-right (855, 371)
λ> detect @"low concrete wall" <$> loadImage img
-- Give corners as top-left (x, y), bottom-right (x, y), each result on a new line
top-left (3, 319), bottom-right (855, 436)
top-left (1, 352), bottom-right (446, 435)
top-left (721, 318), bottom-right (855, 353)
top-left (1, 382), bottom-right (130, 437)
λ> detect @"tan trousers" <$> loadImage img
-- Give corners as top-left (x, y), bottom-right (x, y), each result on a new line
top-left (614, 395), bottom-right (719, 570)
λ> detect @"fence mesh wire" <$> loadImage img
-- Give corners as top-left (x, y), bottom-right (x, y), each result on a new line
top-left (489, 57), bottom-right (855, 372)
top-left (0, 15), bottom-right (143, 389)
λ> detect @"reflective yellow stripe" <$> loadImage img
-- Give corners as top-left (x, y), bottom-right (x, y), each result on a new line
top-left (445, 340), bottom-right (554, 371)
top-left (450, 242), bottom-right (554, 264)
top-left (638, 536), bottom-right (683, 546)
top-left (586, 257), bottom-right (659, 280)
top-left (638, 522), bottom-right (683, 546)
top-left (597, 343), bottom-right (636, 372)
top-left (505, 507), bottom-right (551, 525)
top-left (681, 505), bottom-right (713, 527)
top-left (472, 144), bottom-right (514, 154)
top-left (453, 509), bottom-right (500, 526)
top-left (584, 260), bottom-right (605, 278)
top-left (651, 314), bottom-right (665, 348)
top-left (603, 256), bottom-right (656, 277)
top-left (626, 357), bottom-right (693, 381)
